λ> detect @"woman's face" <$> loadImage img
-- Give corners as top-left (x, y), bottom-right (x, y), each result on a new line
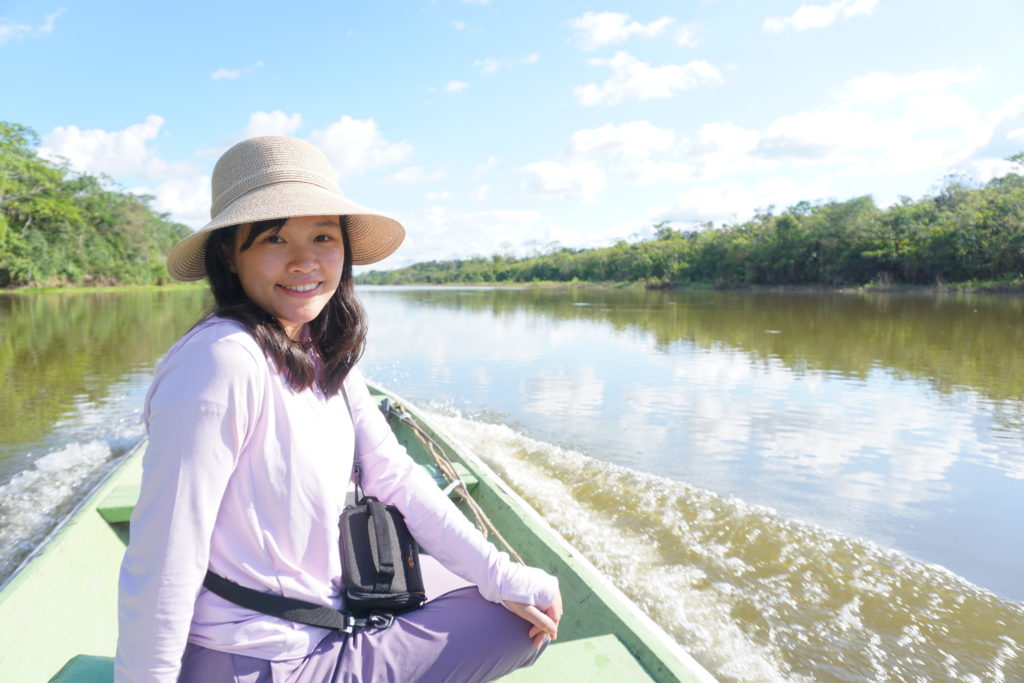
top-left (228, 215), bottom-right (345, 339)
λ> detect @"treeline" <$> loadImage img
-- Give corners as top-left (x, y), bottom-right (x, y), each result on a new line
top-left (359, 158), bottom-right (1024, 288)
top-left (0, 122), bottom-right (191, 287)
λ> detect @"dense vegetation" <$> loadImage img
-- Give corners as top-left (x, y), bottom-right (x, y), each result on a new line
top-left (0, 122), bottom-right (190, 287)
top-left (360, 157), bottom-right (1024, 289)
top-left (4, 116), bottom-right (1022, 290)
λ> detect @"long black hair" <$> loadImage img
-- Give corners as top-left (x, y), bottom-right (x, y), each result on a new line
top-left (203, 217), bottom-right (367, 397)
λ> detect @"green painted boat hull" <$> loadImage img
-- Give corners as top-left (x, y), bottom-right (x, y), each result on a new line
top-left (0, 383), bottom-right (715, 682)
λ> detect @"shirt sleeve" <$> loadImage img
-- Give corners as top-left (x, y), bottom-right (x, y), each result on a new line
top-left (114, 331), bottom-right (264, 683)
top-left (344, 368), bottom-right (558, 610)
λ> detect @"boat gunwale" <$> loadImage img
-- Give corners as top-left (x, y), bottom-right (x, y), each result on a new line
top-left (367, 380), bottom-right (717, 683)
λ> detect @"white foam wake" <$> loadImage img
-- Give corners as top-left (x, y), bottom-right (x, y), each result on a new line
top-left (0, 441), bottom-right (115, 578)
top-left (423, 409), bottom-right (1024, 683)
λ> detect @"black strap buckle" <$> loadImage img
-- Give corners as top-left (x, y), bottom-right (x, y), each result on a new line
top-left (366, 611), bottom-right (395, 630)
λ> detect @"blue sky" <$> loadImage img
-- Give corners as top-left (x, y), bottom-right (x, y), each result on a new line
top-left (4, 0), bottom-right (1024, 269)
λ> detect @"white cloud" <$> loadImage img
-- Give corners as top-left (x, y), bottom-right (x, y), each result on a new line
top-left (461, 0), bottom-right (490, 4)
top-left (689, 122), bottom-right (761, 158)
top-left (574, 51), bottom-right (723, 107)
top-left (38, 116), bottom-right (210, 227)
top-left (211, 68), bottom-right (240, 80)
top-left (0, 20), bottom-right (32, 44)
top-left (141, 176), bottom-right (211, 228)
top-left (242, 110), bottom-right (302, 138)
top-left (628, 161), bottom-right (697, 185)
top-left (756, 108), bottom-right (877, 161)
top-left (451, 20), bottom-right (466, 30)
top-left (444, 80), bottom-right (469, 93)
top-left (474, 55), bottom-right (537, 74)
top-left (675, 22), bottom-right (702, 47)
top-left (0, 9), bottom-right (64, 45)
top-left (964, 158), bottom-right (1019, 184)
top-left (570, 11), bottom-right (674, 50)
top-left (39, 115), bottom-right (196, 181)
top-left (667, 70), bottom-right (1019, 186)
top-left (471, 185), bottom-right (490, 201)
top-left (677, 122), bottom-right (772, 181)
top-left (474, 57), bottom-right (502, 74)
top-left (474, 156), bottom-right (499, 178)
top-left (424, 191), bottom-right (452, 201)
top-left (38, 9), bottom-right (65, 34)
top-left (841, 69), bottom-right (982, 105)
top-left (665, 176), bottom-right (835, 223)
top-left (763, 0), bottom-right (878, 34)
top-left (382, 165), bottom-right (446, 184)
top-left (211, 60), bottom-right (264, 81)
top-left (395, 206), bottom-right (543, 264)
top-left (568, 121), bottom-right (675, 160)
top-left (747, 83), bottom-right (1001, 178)
top-left (974, 94), bottom-right (1024, 162)
top-left (308, 116), bottom-right (413, 180)
top-left (522, 160), bottom-right (607, 202)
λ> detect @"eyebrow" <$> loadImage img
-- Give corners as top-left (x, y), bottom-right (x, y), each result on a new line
top-left (313, 219), bottom-right (341, 227)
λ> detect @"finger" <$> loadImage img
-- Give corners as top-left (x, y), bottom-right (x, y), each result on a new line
top-left (504, 600), bottom-right (558, 641)
top-left (522, 605), bottom-right (557, 635)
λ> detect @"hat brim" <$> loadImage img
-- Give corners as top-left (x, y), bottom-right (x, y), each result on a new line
top-left (166, 181), bottom-right (405, 281)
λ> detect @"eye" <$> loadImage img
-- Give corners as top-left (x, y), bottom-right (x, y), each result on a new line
top-left (314, 234), bottom-right (335, 242)
top-left (263, 234), bottom-right (285, 244)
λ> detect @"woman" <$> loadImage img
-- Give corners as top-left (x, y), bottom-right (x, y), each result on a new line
top-left (116, 136), bottom-right (562, 682)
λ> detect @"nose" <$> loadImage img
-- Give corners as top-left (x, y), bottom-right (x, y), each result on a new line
top-left (287, 243), bottom-right (317, 273)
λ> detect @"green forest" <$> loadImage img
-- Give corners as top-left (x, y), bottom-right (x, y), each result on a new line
top-left (3, 117), bottom-right (1023, 291)
top-left (0, 122), bottom-right (190, 287)
top-left (360, 155), bottom-right (1024, 290)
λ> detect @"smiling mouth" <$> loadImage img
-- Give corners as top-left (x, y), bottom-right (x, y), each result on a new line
top-left (278, 282), bottom-right (321, 293)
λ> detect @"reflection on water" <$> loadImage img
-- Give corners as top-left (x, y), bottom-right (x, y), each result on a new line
top-left (0, 289), bottom-right (208, 580)
top-left (358, 287), bottom-right (1024, 605)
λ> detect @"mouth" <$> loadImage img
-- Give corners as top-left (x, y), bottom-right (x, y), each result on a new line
top-left (277, 282), bottom-right (322, 295)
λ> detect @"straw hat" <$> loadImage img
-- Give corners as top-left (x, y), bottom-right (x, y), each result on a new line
top-left (166, 135), bottom-right (405, 281)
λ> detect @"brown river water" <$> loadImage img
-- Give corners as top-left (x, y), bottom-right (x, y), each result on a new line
top-left (0, 286), bottom-right (1021, 681)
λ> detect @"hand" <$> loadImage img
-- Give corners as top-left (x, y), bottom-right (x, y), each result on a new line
top-left (503, 590), bottom-right (563, 649)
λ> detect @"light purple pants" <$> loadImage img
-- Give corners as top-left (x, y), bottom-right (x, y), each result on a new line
top-left (178, 557), bottom-right (548, 682)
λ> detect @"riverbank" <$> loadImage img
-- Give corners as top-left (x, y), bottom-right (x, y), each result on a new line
top-left (5, 278), bottom-right (1023, 296)
top-left (0, 282), bottom-right (207, 296)
top-left (356, 278), bottom-right (1024, 295)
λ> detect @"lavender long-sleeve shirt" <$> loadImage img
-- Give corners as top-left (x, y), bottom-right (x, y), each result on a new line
top-left (115, 318), bottom-right (557, 682)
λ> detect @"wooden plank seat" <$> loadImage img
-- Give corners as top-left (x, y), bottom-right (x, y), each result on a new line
top-left (48, 655), bottom-right (113, 683)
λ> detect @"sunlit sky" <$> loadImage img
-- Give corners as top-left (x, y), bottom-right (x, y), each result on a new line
top-left (4, 0), bottom-right (1023, 269)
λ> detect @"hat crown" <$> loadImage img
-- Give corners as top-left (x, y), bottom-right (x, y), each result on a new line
top-left (210, 136), bottom-right (343, 219)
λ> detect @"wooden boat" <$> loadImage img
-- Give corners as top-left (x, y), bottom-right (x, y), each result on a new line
top-left (0, 382), bottom-right (716, 682)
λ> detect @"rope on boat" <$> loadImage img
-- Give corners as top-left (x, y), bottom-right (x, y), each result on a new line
top-left (383, 400), bottom-right (525, 565)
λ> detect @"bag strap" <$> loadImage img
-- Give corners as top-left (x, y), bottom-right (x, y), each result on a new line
top-left (202, 571), bottom-right (394, 632)
top-left (201, 380), bottom-right (401, 630)
top-left (367, 499), bottom-right (396, 592)
top-left (340, 385), bottom-right (366, 502)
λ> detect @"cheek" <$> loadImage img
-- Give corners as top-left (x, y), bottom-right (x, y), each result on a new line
top-left (234, 254), bottom-right (276, 292)
top-left (325, 247), bottom-right (347, 273)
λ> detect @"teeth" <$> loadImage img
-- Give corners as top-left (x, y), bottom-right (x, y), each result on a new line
top-left (281, 282), bottom-right (318, 292)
